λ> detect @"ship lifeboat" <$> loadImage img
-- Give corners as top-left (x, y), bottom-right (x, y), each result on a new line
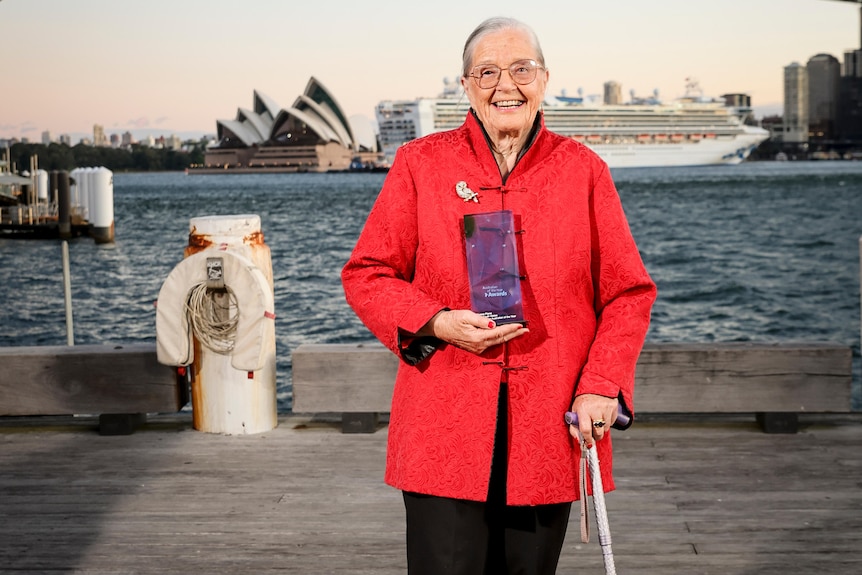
top-left (689, 133), bottom-right (703, 141)
top-left (572, 134), bottom-right (586, 142)
top-left (704, 133), bottom-right (716, 139)
top-left (586, 134), bottom-right (602, 143)
top-left (670, 134), bottom-right (684, 142)
top-left (636, 134), bottom-right (651, 142)
top-left (654, 133), bottom-right (668, 142)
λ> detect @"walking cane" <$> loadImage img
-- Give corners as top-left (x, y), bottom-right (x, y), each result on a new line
top-left (565, 409), bottom-right (629, 575)
top-left (583, 440), bottom-right (616, 575)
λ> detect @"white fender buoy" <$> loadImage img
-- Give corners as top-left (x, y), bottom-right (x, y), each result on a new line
top-left (155, 250), bottom-right (274, 372)
top-left (156, 214), bottom-right (277, 435)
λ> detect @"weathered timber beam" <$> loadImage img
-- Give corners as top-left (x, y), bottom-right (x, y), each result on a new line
top-left (0, 344), bottom-right (184, 418)
top-left (634, 342), bottom-right (852, 413)
top-left (291, 342), bottom-right (853, 420)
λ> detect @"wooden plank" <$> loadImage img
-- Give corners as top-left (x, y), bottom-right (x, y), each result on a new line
top-left (634, 342), bottom-right (852, 412)
top-left (292, 343), bottom-right (396, 413)
top-left (0, 415), bottom-right (860, 573)
top-left (291, 342), bottom-right (853, 414)
top-left (0, 344), bottom-right (183, 416)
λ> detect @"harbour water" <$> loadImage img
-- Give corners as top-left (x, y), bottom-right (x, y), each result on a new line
top-left (1, 161), bottom-right (860, 410)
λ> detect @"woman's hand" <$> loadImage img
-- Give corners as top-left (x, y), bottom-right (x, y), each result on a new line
top-left (418, 310), bottom-right (529, 355)
top-left (568, 394), bottom-right (620, 446)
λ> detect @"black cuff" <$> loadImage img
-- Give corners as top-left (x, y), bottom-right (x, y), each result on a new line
top-left (399, 336), bottom-right (441, 366)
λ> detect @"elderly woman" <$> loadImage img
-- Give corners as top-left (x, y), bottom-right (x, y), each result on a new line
top-left (342, 16), bottom-right (656, 575)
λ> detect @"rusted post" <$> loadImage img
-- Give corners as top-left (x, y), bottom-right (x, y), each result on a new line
top-left (184, 214), bottom-right (277, 434)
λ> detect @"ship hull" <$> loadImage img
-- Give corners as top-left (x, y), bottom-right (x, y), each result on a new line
top-left (584, 131), bottom-right (766, 168)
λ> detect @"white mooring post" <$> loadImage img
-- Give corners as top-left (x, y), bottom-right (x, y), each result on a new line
top-left (89, 167), bottom-right (115, 244)
top-left (182, 214), bottom-right (277, 434)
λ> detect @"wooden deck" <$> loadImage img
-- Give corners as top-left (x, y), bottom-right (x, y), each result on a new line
top-left (1, 413), bottom-right (861, 574)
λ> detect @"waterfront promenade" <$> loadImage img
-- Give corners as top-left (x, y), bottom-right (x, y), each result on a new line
top-left (1, 413), bottom-right (861, 574)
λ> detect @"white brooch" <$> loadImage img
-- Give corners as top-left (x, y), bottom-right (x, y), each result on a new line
top-left (455, 181), bottom-right (478, 203)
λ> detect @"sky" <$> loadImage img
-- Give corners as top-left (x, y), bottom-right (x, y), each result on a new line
top-left (1, 0), bottom-right (859, 142)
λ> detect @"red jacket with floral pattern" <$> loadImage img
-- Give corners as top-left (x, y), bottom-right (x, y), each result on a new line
top-left (342, 112), bottom-right (656, 505)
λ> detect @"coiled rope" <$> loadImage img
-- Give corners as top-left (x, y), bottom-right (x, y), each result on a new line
top-left (184, 282), bottom-right (239, 354)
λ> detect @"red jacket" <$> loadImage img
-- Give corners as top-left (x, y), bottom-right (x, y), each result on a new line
top-left (342, 112), bottom-right (656, 505)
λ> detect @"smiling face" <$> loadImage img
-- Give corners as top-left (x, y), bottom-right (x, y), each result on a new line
top-left (461, 27), bottom-right (549, 144)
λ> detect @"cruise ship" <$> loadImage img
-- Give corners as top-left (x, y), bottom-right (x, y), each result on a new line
top-left (375, 79), bottom-right (770, 169)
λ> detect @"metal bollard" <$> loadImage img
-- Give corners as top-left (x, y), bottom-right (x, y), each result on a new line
top-left (184, 214), bottom-right (277, 434)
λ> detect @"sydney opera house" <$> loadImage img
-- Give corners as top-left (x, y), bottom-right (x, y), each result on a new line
top-left (195, 78), bottom-right (379, 173)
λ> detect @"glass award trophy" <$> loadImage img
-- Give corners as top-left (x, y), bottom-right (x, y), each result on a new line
top-left (463, 210), bottom-right (525, 325)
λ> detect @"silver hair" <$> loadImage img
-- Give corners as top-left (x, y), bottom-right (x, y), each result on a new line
top-left (461, 17), bottom-right (545, 77)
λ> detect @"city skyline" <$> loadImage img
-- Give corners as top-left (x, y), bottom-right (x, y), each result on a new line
top-left (1, 0), bottom-right (859, 142)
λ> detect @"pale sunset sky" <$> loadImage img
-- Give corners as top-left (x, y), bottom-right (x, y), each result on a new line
top-left (1, 0), bottom-right (859, 141)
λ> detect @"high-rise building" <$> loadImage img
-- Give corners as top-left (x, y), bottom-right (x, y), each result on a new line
top-left (783, 62), bottom-right (808, 144)
top-left (121, 131), bottom-right (135, 147)
top-left (844, 49), bottom-right (862, 77)
top-left (807, 54), bottom-right (841, 140)
top-left (838, 75), bottom-right (862, 141)
top-left (603, 81), bottom-right (622, 105)
top-left (93, 124), bottom-right (108, 147)
top-left (58, 134), bottom-right (71, 146)
top-left (834, 2), bottom-right (862, 143)
top-left (41, 131), bottom-right (52, 145)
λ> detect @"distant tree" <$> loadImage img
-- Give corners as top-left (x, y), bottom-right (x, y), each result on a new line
top-left (131, 146), bottom-right (163, 171)
top-left (72, 143), bottom-right (105, 168)
top-left (7, 141), bottom-right (200, 173)
top-left (188, 146), bottom-right (205, 165)
top-left (8, 143), bottom-right (45, 171)
top-left (43, 143), bottom-right (76, 170)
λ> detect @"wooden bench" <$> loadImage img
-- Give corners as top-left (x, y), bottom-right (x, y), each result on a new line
top-left (0, 344), bottom-right (186, 435)
top-left (291, 342), bottom-right (853, 433)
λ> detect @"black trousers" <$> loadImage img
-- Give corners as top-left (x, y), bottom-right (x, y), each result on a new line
top-left (402, 384), bottom-right (572, 575)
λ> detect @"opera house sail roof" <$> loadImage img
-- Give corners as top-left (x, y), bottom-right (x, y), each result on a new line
top-left (198, 77), bottom-right (377, 173)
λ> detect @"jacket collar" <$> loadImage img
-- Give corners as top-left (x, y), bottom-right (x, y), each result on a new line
top-left (465, 110), bottom-right (546, 178)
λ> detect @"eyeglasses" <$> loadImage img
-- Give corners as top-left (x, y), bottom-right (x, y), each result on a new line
top-left (468, 59), bottom-right (544, 89)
